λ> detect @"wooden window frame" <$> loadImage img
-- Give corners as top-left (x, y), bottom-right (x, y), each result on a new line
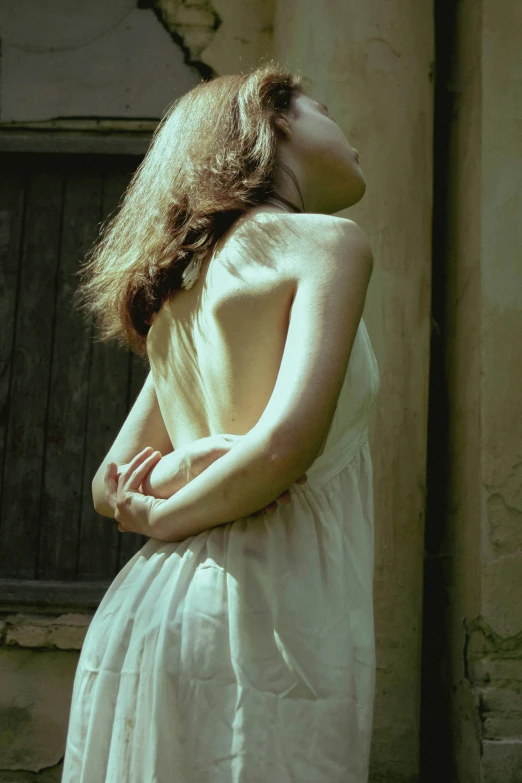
top-left (0, 129), bottom-right (152, 157)
top-left (0, 578), bottom-right (111, 609)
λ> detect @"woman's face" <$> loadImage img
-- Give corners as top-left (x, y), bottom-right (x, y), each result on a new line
top-left (278, 93), bottom-right (366, 214)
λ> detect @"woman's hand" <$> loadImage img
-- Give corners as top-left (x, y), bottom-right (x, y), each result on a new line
top-left (105, 447), bottom-right (164, 535)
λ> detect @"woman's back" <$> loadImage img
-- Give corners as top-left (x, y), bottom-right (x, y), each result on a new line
top-left (147, 210), bottom-right (307, 447)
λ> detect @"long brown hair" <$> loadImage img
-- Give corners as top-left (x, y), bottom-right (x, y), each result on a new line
top-left (72, 62), bottom-right (304, 358)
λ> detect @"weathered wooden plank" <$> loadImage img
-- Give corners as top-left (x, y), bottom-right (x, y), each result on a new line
top-left (0, 131), bottom-right (153, 157)
top-left (0, 156), bottom-right (64, 578)
top-left (0, 578), bottom-right (110, 608)
top-left (0, 159), bottom-right (25, 531)
top-left (112, 159), bottom-right (151, 568)
top-left (38, 157), bottom-right (104, 580)
top-left (79, 159), bottom-right (140, 579)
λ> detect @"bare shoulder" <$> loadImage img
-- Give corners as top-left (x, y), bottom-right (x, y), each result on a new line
top-left (234, 212), bottom-right (373, 280)
top-left (274, 211), bottom-right (369, 239)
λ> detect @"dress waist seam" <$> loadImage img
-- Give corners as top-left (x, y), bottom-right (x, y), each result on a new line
top-left (293, 425), bottom-right (370, 492)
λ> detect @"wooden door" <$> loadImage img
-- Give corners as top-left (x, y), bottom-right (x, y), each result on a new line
top-left (0, 150), bottom-right (150, 605)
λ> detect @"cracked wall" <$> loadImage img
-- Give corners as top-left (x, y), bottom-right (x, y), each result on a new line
top-left (473, 0), bottom-right (522, 774)
top-left (464, 618), bottom-right (522, 780)
top-left (426, 0), bottom-right (522, 779)
top-left (154, 0), bottom-right (275, 75)
top-left (0, 0), bottom-right (277, 128)
top-left (151, 0), bottom-right (220, 63)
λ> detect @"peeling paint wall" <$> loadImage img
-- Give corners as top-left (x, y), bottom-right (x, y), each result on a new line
top-left (436, 0), bottom-right (522, 779)
top-left (155, 0), bottom-right (275, 76)
top-left (0, 0), bottom-right (275, 129)
top-left (466, 619), bottom-right (522, 742)
top-left (154, 0), bottom-right (220, 62)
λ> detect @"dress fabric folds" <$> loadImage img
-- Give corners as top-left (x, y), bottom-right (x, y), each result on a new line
top-left (62, 317), bottom-right (380, 783)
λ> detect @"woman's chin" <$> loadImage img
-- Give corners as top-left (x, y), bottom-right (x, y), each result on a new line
top-left (333, 186), bottom-right (366, 212)
top-left (356, 177), bottom-right (367, 201)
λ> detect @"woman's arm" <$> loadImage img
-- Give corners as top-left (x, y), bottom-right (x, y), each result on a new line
top-left (148, 429), bottom-right (306, 542)
top-left (95, 434), bottom-right (242, 518)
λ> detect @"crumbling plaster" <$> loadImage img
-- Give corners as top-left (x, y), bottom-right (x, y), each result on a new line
top-left (440, 0), bottom-right (522, 777)
top-left (0, 0), bottom-right (202, 125)
top-left (0, 0), bottom-right (277, 129)
top-left (154, 0), bottom-right (275, 75)
top-left (0, 613), bottom-right (89, 778)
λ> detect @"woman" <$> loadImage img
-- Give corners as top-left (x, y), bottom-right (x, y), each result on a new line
top-left (63, 62), bottom-right (380, 782)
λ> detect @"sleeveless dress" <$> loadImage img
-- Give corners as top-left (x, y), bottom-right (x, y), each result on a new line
top-left (62, 316), bottom-right (380, 783)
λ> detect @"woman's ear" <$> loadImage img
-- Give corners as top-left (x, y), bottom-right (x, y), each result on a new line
top-left (273, 113), bottom-right (292, 141)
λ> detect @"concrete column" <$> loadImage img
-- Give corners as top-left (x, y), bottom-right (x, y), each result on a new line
top-left (273, 3), bottom-right (434, 780)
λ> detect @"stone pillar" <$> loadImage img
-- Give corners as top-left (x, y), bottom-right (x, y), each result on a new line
top-left (273, 3), bottom-right (434, 780)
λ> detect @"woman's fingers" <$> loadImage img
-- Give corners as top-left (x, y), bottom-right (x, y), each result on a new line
top-left (104, 463), bottom-right (119, 499)
top-left (118, 447), bottom-right (153, 483)
top-left (127, 451), bottom-right (162, 492)
top-left (117, 448), bottom-right (162, 494)
top-left (128, 446), bottom-right (155, 469)
top-left (105, 461), bottom-right (118, 484)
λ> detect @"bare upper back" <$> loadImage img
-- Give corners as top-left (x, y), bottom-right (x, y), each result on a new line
top-left (146, 210), bottom-right (355, 451)
top-left (146, 211), bottom-right (297, 448)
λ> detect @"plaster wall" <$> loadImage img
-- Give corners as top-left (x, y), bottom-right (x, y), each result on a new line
top-left (474, 0), bottom-right (522, 774)
top-left (0, 0), bottom-right (201, 124)
top-left (442, 0), bottom-right (522, 779)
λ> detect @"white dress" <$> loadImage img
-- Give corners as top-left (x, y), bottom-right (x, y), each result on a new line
top-left (62, 317), bottom-right (380, 783)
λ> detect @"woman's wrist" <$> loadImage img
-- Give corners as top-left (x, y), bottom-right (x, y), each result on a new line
top-left (141, 449), bottom-right (188, 498)
top-left (142, 435), bottom-right (242, 500)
